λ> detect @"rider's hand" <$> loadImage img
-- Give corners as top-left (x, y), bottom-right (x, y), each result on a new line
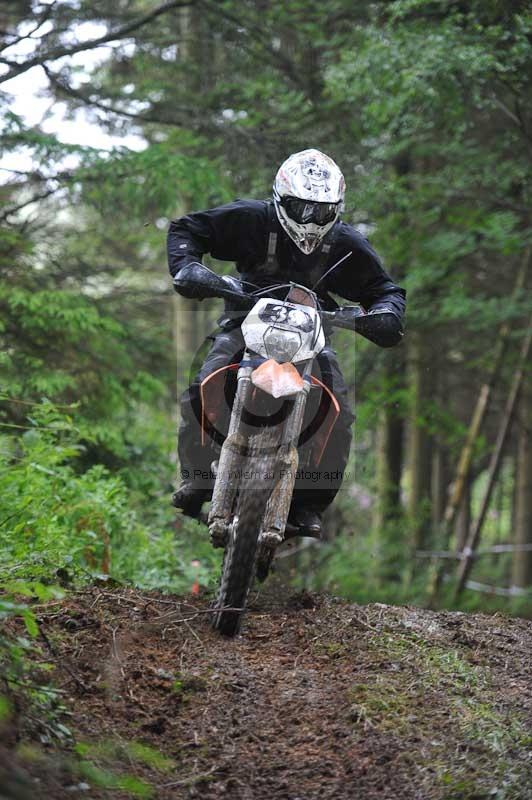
top-left (358, 305), bottom-right (404, 347)
top-left (220, 275), bottom-right (243, 293)
top-left (173, 262), bottom-right (211, 300)
top-left (330, 305), bottom-right (365, 330)
top-left (368, 304), bottom-right (393, 315)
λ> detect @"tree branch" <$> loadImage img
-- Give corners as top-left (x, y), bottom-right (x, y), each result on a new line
top-left (0, 3), bottom-right (56, 53)
top-left (0, 0), bottom-right (195, 85)
top-left (492, 95), bottom-right (522, 128)
top-left (42, 64), bottom-right (195, 123)
top-left (41, 65), bottom-right (286, 148)
top-left (0, 186), bottom-right (63, 222)
top-left (197, 0), bottom-right (305, 92)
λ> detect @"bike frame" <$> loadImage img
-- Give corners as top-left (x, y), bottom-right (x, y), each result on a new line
top-left (208, 282), bottom-right (324, 546)
top-left (207, 352), bottom-right (313, 541)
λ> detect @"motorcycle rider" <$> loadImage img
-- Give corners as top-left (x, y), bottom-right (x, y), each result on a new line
top-left (168, 149), bottom-right (406, 536)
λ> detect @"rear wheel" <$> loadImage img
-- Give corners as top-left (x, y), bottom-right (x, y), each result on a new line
top-left (211, 427), bottom-right (278, 636)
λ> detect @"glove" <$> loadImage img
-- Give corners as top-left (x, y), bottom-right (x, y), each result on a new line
top-left (327, 305), bottom-right (364, 332)
top-left (173, 262), bottom-right (215, 300)
top-left (220, 274), bottom-right (244, 293)
top-left (173, 264), bottom-right (254, 307)
top-left (368, 304), bottom-right (394, 314)
top-left (357, 307), bottom-right (404, 348)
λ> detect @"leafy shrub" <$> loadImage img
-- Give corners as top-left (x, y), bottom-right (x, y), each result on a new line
top-left (0, 398), bottom-right (220, 592)
top-left (0, 584), bottom-right (71, 745)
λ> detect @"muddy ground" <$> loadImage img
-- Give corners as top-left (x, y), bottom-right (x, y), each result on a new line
top-left (1, 585), bottom-right (531, 799)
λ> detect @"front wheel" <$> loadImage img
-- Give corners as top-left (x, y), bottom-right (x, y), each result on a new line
top-left (211, 427), bottom-right (278, 637)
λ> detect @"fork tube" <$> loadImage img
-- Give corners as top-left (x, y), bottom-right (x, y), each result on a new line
top-left (227, 362), bottom-right (253, 436)
top-left (281, 358), bottom-right (313, 446)
top-left (262, 359), bottom-right (313, 534)
top-left (209, 357), bottom-right (253, 524)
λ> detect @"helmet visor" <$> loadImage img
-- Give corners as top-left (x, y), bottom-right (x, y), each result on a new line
top-left (281, 196), bottom-right (339, 227)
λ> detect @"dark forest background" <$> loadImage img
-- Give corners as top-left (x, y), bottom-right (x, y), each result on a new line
top-left (1, 0), bottom-right (531, 625)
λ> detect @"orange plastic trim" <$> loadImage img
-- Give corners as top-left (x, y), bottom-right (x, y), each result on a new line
top-left (200, 363), bottom-right (239, 446)
top-left (199, 366), bottom-right (341, 464)
top-left (251, 359), bottom-right (305, 397)
top-left (309, 376), bottom-right (340, 465)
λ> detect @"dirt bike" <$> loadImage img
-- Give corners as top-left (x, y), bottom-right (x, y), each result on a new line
top-left (174, 262), bottom-right (397, 636)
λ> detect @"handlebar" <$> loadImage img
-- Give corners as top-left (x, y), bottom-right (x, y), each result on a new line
top-left (173, 263), bottom-right (403, 345)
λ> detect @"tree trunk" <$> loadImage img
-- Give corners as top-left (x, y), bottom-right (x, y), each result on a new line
top-left (431, 360), bottom-right (450, 538)
top-left (431, 439), bottom-right (450, 536)
top-left (454, 475), bottom-right (471, 553)
top-left (443, 250), bottom-right (529, 531)
top-left (429, 252), bottom-right (531, 600)
top-left (374, 346), bottom-right (405, 508)
top-left (374, 405), bottom-right (405, 582)
top-left (375, 408), bottom-right (404, 531)
top-left (174, 296), bottom-right (202, 378)
top-left (455, 320), bottom-right (532, 597)
top-left (171, 3), bottom-right (220, 408)
top-left (407, 332), bottom-right (433, 550)
top-left (512, 384), bottom-right (532, 588)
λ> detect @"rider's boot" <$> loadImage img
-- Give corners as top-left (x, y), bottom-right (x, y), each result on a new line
top-left (171, 482), bottom-right (209, 519)
top-left (287, 507), bottom-right (322, 538)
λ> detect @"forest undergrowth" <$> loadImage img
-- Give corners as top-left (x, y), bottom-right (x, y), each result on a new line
top-left (1, 586), bottom-right (531, 799)
top-left (2, 1), bottom-right (532, 796)
top-left (2, 398), bottom-right (531, 798)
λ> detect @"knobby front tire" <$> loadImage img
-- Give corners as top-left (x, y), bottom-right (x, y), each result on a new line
top-left (211, 427), bottom-right (278, 637)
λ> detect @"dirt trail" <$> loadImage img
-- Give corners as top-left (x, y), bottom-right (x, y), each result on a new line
top-left (2, 587), bottom-right (531, 799)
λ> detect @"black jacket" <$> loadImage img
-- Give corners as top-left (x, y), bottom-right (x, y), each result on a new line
top-left (167, 199), bottom-right (406, 318)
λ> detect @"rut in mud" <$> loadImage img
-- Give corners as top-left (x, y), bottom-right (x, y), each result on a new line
top-left (2, 586), bottom-right (531, 800)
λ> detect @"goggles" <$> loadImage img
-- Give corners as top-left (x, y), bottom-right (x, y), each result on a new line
top-left (281, 196), bottom-right (339, 227)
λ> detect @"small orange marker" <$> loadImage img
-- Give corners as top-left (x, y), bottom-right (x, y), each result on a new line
top-left (191, 560), bottom-right (201, 595)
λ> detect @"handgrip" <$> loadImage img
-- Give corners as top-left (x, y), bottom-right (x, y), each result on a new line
top-left (173, 263), bottom-right (253, 307)
top-left (325, 305), bottom-right (365, 331)
top-left (326, 306), bottom-right (404, 347)
top-left (173, 263), bottom-right (227, 298)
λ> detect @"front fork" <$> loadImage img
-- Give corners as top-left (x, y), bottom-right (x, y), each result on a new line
top-left (260, 377), bottom-right (311, 543)
top-left (207, 356), bottom-right (313, 546)
top-left (208, 361), bottom-right (253, 542)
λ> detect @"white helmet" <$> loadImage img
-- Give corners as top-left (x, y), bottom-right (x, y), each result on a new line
top-left (273, 149), bottom-right (345, 255)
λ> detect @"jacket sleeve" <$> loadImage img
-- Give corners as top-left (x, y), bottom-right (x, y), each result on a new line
top-left (167, 216), bottom-right (208, 278)
top-left (328, 230), bottom-right (406, 320)
top-left (167, 200), bottom-right (259, 278)
top-left (358, 272), bottom-right (406, 320)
